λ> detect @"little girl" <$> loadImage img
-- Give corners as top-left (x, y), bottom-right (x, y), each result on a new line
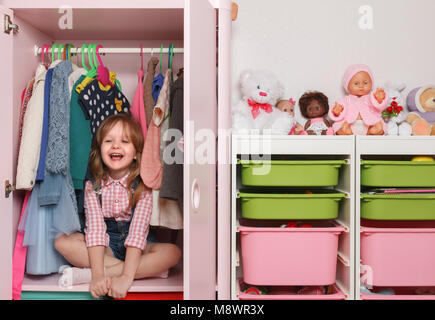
top-left (54, 114), bottom-right (181, 299)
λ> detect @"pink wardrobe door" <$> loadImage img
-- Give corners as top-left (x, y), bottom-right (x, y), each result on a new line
top-left (0, 5), bottom-right (14, 300)
top-left (184, 0), bottom-right (217, 300)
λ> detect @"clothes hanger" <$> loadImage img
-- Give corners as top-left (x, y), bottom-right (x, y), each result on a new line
top-left (168, 43), bottom-right (174, 83)
top-left (67, 44), bottom-right (75, 61)
top-left (85, 43), bottom-right (98, 78)
top-left (159, 43), bottom-right (163, 74)
top-left (41, 43), bottom-right (49, 69)
top-left (51, 43), bottom-right (59, 62)
top-left (140, 44), bottom-right (144, 72)
top-left (96, 44), bottom-right (112, 87)
top-left (81, 44), bottom-right (90, 71)
top-left (58, 44), bottom-right (65, 60)
top-left (63, 44), bottom-right (68, 60)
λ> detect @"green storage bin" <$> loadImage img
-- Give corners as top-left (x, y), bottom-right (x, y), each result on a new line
top-left (239, 189), bottom-right (346, 220)
top-left (21, 291), bottom-right (99, 300)
top-left (361, 193), bottom-right (435, 220)
top-left (239, 160), bottom-right (346, 187)
top-left (361, 160), bottom-right (435, 187)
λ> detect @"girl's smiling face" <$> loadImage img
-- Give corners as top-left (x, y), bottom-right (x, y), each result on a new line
top-left (348, 71), bottom-right (372, 97)
top-left (100, 121), bottom-right (137, 180)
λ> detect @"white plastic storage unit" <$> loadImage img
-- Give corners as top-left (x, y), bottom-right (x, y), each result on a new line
top-left (231, 135), bottom-right (355, 300)
top-left (0, 0), bottom-right (233, 300)
top-left (356, 136), bottom-right (435, 300)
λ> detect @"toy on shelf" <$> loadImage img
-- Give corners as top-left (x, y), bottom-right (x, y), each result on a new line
top-left (406, 85), bottom-right (435, 135)
top-left (276, 98), bottom-right (303, 135)
top-left (232, 69), bottom-right (293, 135)
top-left (298, 91), bottom-right (334, 135)
top-left (328, 64), bottom-right (388, 135)
top-left (381, 82), bottom-right (412, 136)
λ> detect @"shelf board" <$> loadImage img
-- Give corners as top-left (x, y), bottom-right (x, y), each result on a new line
top-left (357, 136), bottom-right (435, 155)
top-left (21, 265), bottom-right (183, 293)
top-left (232, 135), bottom-right (354, 155)
top-left (13, 8), bottom-right (184, 40)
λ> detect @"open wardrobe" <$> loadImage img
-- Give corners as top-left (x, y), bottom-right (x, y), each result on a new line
top-left (0, 0), bottom-right (232, 300)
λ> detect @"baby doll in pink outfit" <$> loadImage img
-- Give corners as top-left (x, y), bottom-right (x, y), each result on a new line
top-left (329, 64), bottom-right (388, 135)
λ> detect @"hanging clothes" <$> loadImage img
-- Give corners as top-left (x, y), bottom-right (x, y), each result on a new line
top-left (160, 76), bottom-right (184, 209)
top-left (16, 64), bottom-right (47, 190)
top-left (78, 78), bottom-right (131, 137)
top-left (39, 61), bottom-right (76, 210)
top-left (17, 78), bottom-right (35, 159)
top-left (143, 57), bottom-right (159, 128)
top-left (35, 68), bottom-right (54, 182)
top-left (140, 68), bottom-right (172, 190)
top-left (20, 60), bottom-right (81, 275)
top-left (70, 74), bottom-right (91, 190)
top-left (130, 57), bottom-right (148, 140)
top-left (12, 191), bottom-right (31, 300)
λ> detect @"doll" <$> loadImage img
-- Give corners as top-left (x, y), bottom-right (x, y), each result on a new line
top-left (298, 91), bottom-right (333, 135)
top-left (276, 98), bottom-right (303, 135)
top-left (328, 64), bottom-right (388, 135)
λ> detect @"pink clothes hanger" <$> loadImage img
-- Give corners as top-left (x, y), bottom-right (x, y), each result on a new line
top-left (96, 44), bottom-right (113, 87)
top-left (41, 44), bottom-right (49, 69)
top-left (140, 44), bottom-right (144, 72)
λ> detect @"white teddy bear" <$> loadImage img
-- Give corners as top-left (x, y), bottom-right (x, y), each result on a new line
top-left (232, 69), bottom-right (293, 134)
top-left (382, 82), bottom-right (412, 136)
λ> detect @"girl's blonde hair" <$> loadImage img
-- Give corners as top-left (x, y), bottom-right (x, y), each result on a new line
top-left (88, 113), bottom-right (146, 211)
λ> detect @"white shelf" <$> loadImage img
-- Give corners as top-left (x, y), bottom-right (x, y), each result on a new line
top-left (357, 136), bottom-right (435, 155)
top-left (21, 265), bottom-right (183, 293)
top-left (232, 135), bottom-right (354, 155)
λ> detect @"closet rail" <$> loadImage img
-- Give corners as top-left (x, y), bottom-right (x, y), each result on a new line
top-left (34, 45), bottom-right (184, 56)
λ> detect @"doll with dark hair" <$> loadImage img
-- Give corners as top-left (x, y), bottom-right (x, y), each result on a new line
top-left (299, 91), bottom-right (334, 135)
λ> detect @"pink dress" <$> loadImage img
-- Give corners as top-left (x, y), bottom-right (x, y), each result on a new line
top-left (130, 69), bottom-right (147, 140)
top-left (328, 93), bottom-right (388, 135)
top-left (12, 191), bottom-right (31, 300)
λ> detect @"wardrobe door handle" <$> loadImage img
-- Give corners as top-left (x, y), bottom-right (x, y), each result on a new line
top-left (191, 179), bottom-right (200, 212)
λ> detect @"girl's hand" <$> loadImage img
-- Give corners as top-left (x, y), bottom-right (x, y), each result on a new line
top-left (108, 274), bottom-right (134, 299)
top-left (89, 274), bottom-right (111, 299)
top-left (374, 88), bottom-right (386, 104)
top-left (332, 102), bottom-right (344, 116)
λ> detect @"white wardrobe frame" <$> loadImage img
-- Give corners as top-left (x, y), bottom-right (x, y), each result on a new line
top-left (0, 0), bottom-right (233, 300)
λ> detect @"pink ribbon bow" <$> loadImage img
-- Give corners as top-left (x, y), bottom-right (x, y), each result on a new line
top-left (247, 99), bottom-right (273, 119)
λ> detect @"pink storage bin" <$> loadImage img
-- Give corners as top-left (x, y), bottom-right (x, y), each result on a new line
top-left (360, 220), bottom-right (435, 287)
top-left (239, 219), bottom-right (345, 286)
top-left (238, 280), bottom-right (346, 300)
top-left (361, 287), bottom-right (435, 300)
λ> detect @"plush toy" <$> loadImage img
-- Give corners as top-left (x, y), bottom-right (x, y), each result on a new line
top-left (381, 82), bottom-right (412, 136)
top-left (298, 91), bottom-right (334, 135)
top-left (276, 98), bottom-right (303, 135)
top-left (328, 64), bottom-right (388, 135)
top-left (232, 69), bottom-right (293, 134)
top-left (406, 85), bottom-right (435, 135)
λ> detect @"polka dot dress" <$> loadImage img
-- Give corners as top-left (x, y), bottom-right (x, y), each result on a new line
top-left (78, 79), bottom-right (130, 137)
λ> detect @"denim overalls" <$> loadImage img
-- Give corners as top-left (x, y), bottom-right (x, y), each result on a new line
top-left (95, 178), bottom-right (156, 261)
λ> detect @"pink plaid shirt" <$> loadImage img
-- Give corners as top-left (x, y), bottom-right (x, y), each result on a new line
top-left (84, 173), bottom-right (153, 250)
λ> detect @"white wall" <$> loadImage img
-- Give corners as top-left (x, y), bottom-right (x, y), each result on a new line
top-left (231, 0), bottom-right (435, 122)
